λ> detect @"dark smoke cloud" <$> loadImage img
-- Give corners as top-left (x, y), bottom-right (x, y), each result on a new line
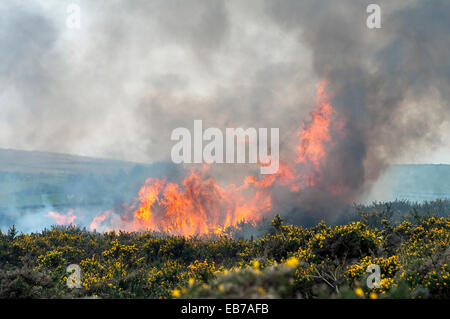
top-left (265, 0), bottom-right (450, 208)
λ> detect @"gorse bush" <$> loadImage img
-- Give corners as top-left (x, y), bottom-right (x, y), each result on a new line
top-left (0, 200), bottom-right (448, 299)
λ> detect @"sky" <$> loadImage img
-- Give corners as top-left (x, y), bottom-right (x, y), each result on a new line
top-left (0, 0), bottom-right (448, 166)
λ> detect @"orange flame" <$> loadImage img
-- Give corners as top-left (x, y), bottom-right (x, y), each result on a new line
top-left (91, 81), bottom-right (344, 236)
top-left (45, 209), bottom-right (77, 225)
top-left (296, 80), bottom-right (333, 168)
top-left (90, 210), bottom-right (111, 230)
top-left (130, 169), bottom-right (272, 236)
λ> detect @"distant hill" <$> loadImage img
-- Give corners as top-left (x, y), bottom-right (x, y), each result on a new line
top-left (365, 164), bottom-right (450, 202)
top-left (0, 148), bottom-right (178, 212)
top-left (0, 147), bottom-right (448, 215)
top-left (0, 148), bottom-right (143, 175)
top-left (0, 148), bottom-right (448, 233)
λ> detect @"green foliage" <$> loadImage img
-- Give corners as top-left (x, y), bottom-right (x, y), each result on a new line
top-left (0, 201), bottom-right (449, 299)
top-left (7, 225), bottom-right (18, 241)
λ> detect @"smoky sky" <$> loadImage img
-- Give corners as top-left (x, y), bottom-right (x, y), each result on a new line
top-left (0, 1), bottom-right (449, 192)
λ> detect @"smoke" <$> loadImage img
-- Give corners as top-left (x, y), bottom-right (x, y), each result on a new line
top-left (264, 0), bottom-right (450, 214)
top-left (1, 0), bottom-right (449, 228)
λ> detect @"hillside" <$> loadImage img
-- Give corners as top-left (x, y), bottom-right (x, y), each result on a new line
top-left (0, 148), bottom-right (448, 208)
top-left (0, 148), bottom-right (448, 232)
top-left (1, 148), bottom-right (449, 209)
top-left (0, 149), bottom-right (177, 229)
top-left (366, 164), bottom-right (450, 202)
top-left (0, 148), bottom-right (145, 175)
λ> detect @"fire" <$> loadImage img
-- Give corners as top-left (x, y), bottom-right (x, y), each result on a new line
top-left (90, 210), bottom-right (111, 230)
top-left (296, 80), bottom-right (333, 168)
top-left (131, 170), bottom-right (272, 236)
top-left (45, 209), bottom-right (77, 226)
top-left (91, 81), bottom-right (344, 236)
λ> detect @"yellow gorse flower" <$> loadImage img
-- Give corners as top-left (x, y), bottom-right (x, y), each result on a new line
top-left (171, 289), bottom-right (181, 298)
top-left (355, 288), bottom-right (364, 297)
top-left (285, 257), bottom-right (299, 268)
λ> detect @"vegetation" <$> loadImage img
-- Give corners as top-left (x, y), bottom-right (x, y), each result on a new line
top-left (0, 200), bottom-right (448, 299)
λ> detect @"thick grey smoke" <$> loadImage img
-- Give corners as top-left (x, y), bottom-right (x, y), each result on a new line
top-left (0, 0), bottom-right (449, 226)
top-left (0, 0), bottom-right (315, 162)
top-left (264, 0), bottom-right (450, 213)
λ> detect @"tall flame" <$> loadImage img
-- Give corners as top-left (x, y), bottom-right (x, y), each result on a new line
top-left (296, 81), bottom-right (333, 168)
top-left (90, 81), bottom-right (343, 236)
